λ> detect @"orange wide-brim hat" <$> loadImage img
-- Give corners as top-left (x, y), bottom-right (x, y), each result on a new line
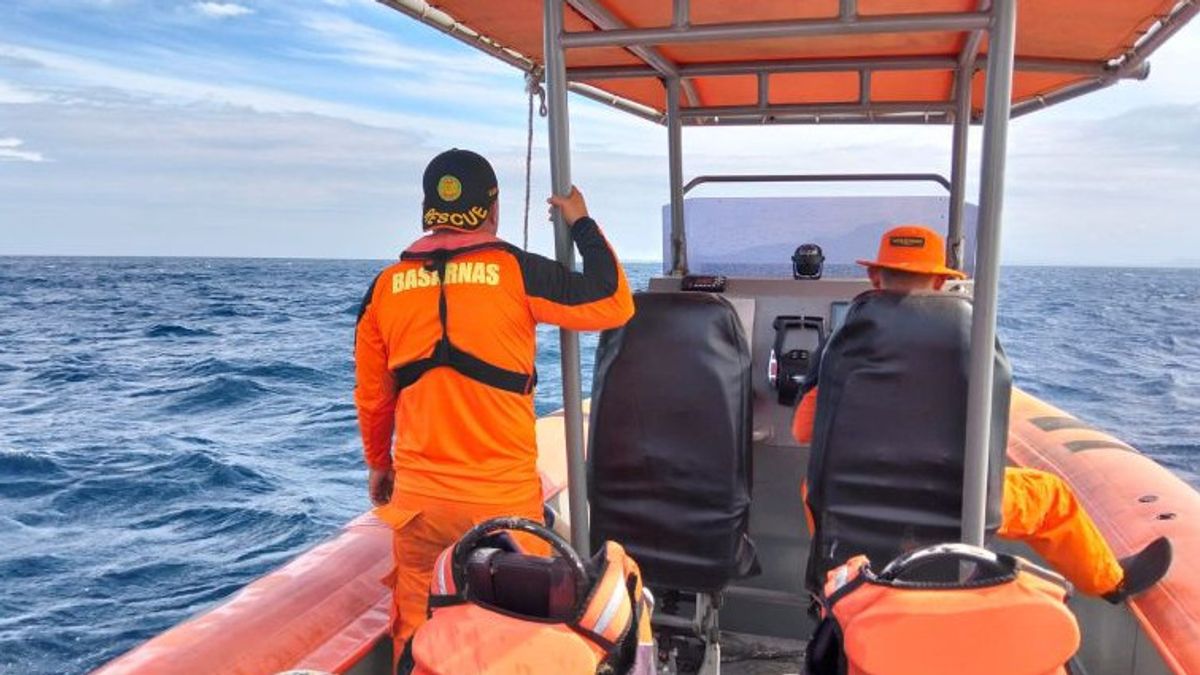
top-left (855, 225), bottom-right (967, 279)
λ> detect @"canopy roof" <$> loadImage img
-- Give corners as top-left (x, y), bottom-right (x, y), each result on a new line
top-left (383, 0), bottom-right (1196, 125)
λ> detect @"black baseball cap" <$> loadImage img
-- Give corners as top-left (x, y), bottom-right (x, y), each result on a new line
top-left (421, 149), bottom-right (499, 232)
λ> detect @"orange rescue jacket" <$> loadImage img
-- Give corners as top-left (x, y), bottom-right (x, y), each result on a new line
top-left (415, 539), bottom-right (655, 675)
top-left (809, 549), bottom-right (1079, 675)
top-left (355, 218), bottom-right (634, 506)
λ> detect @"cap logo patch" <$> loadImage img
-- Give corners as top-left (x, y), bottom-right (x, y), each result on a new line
top-left (437, 175), bottom-right (462, 202)
top-left (889, 236), bottom-right (926, 248)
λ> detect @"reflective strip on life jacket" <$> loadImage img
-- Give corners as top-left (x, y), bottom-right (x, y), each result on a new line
top-left (574, 541), bottom-right (635, 648)
top-left (394, 243), bottom-right (537, 396)
top-left (415, 539), bottom-right (651, 673)
top-left (823, 554), bottom-right (871, 601)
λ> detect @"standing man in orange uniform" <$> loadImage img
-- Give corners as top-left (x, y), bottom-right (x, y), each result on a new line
top-left (794, 225), bottom-right (1171, 603)
top-left (354, 149), bottom-right (635, 655)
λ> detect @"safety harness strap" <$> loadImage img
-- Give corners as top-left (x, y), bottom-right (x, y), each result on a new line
top-left (394, 243), bottom-right (537, 395)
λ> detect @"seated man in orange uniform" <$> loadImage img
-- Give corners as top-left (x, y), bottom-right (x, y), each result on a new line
top-left (354, 149), bottom-right (635, 660)
top-left (793, 225), bottom-right (1170, 603)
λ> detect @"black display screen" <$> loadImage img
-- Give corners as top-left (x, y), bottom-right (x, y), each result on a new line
top-left (830, 301), bottom-right (850, 332)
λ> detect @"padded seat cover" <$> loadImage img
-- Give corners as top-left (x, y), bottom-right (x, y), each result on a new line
top-left (589, 291), bottom-right (758, 592)
top-left (804, 291), bottom-right (1011, 591)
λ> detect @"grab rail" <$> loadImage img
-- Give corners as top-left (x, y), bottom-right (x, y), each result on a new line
top-left (682, 172), bottom-right (952, 195)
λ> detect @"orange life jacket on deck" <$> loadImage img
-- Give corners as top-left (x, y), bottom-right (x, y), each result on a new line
top-left (411, 524), bottom-right (654, 675)
top-left (807, 544), bottom-right (1080, 675)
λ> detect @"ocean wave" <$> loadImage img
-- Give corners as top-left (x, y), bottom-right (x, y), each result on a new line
top-left (0, 450), bottom-right (67, 478)
top-left (241, 362), bottom-right (327, 382)
top-left (144, 324), bottom-right (216, 338)
top-left (46, 450), bottom-right (275, 519)
top-left (298, 401), bottom-right (357, 428)
top-left (131, 506), bottom-right (313, 543)
top-left (95, 561), bottom-right (192, 587)
top-left (159, 376), bottom-right (274, 414)
top-left (175, 358), bottom-right (326, 385)
top-left (0, 554), bottom-right (70, 578)
top-left (28, 360), bottom-right (105, 385)
top-left (160, 451), bottom-right (277, 492)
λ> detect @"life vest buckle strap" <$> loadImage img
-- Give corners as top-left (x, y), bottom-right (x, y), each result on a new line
top-left (426, 594), bottom-right (465, 611)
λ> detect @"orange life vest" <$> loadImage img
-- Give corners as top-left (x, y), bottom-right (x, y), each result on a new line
top-left (353, 220), bottom-right (634, 506)
top-left (393, 243), bottom-right (537, 395)
top-left (807, 544), bottom-right (1080, 675)
top-left (411, 527), bottom-right (654, 674)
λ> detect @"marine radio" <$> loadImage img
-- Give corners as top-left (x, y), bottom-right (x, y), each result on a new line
top-left (680, 274), bottom-right (728, 293)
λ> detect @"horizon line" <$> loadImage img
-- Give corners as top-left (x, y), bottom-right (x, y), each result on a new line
top-left (2, 252), bottom-right (1199, 270)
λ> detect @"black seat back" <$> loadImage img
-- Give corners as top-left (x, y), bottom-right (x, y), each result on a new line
top-left (804, 291), bottom-right (1011, 591)
top-left (589, 291), bottom-right (758, 593)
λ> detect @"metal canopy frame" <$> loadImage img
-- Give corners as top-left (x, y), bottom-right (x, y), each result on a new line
top-left (682, 173), bottom-right (953, 194)
top-left (544, 0), bottom-right (1026, 553)
top-left (381, 0), bottom-right (1197, 555)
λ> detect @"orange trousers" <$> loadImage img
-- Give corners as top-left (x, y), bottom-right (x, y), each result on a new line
top-left (375, 491), bottom-right (548, 659)
top-left (999, 467), bottom-right (1123, 596)
top-left (795, 394), bottom-right (1123, 596)
top-left (801, 467), bottom-right (1124, 596)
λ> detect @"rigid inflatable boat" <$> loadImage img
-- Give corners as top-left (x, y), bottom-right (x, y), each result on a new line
top-left (95, 390), bottom-right (1200, 674)
top-left (97, 0), bottom-right (1199, 673)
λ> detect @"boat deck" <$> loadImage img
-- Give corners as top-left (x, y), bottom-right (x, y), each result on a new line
top-left (718, 633), bottom-right (807, 675)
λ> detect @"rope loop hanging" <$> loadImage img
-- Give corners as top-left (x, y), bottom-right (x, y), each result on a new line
top-left (523, 68), bottom-right (546, 251)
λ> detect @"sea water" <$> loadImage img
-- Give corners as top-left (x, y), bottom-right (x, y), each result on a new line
top-left (0, 257), bottom-right (1197, 674)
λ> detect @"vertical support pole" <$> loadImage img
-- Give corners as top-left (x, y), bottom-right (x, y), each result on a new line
top-left (544, 0), bottom-right (590, 556)
top-left (947, 65), bottom-right (972, 271)
top-left (667, 76), bottom-right (688, 276)
top-left (840, 0), bottom-right (857, 21)
top-left (961, 0), bottom-right (1016, 547)
top-left (673, 0), bottom-right (690, 28)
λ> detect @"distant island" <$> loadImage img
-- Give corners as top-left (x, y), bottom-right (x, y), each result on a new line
top-left (663, 196), bottom-right (978, 275)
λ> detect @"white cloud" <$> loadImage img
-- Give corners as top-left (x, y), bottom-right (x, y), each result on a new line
top-left (300, 14), bottom-right (506, 76)
top-left (2, 77), bottom-right (1197, 265)
top-left (0, 79), bottom-right (45, 104)
top-left (0, 43), bottom-right (528, 143)
top-left (194, 2), bottom-right (254, 19)
top-left (0, 137), bottom-right (45, 162)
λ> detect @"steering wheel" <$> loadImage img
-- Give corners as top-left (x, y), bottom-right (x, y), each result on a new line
top-left (877, 543), bottom-right (1017, 587)
top-left (451, 516), bottom-right (591, 602)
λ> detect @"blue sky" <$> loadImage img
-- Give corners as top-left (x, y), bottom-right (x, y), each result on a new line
top-left (1, 0), bottom-right (1199, 265)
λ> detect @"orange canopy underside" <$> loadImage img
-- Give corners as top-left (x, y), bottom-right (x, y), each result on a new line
top-left (418, 0), bottom-right (1181, 120)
